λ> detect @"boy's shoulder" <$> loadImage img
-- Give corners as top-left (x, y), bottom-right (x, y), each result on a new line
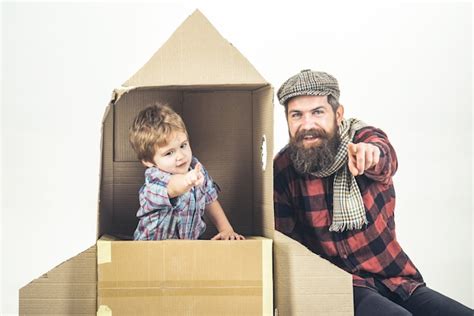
top-left (144, 167), bottom-right (170, 184)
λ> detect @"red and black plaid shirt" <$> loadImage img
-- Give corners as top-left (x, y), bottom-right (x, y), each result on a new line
top-left (274, 126), bottom-right (424, 300)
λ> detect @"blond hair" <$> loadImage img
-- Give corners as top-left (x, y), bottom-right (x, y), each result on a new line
top-left (129, 104), bottom-right (188, 163)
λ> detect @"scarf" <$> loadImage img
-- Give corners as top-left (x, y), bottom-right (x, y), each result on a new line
top-left (311, 118), bottom-right (368, 232)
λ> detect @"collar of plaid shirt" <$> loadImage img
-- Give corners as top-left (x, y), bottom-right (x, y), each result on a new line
top-left (311, 118), bottom-right (368, 232)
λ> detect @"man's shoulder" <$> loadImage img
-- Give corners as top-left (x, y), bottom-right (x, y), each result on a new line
top-left (274, 145), bottom-right (290, 165)
top-left (274, 145), bottom-right (295, 178)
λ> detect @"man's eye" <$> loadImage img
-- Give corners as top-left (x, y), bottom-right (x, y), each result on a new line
top-left (313, 109), bottom-right (324, 115)
top-left (291, 113), bottom-right (302, 119)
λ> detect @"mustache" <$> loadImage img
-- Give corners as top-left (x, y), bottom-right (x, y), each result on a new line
top-left (293, 128), bottom-right (328, 143)
top-left (289, 127), bottom-right (341, 174)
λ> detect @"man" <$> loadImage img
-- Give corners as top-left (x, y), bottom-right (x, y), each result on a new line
top-left (273, 69), bottom-right (472, 315)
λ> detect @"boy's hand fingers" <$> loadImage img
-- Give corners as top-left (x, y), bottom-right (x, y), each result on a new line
top-left (211, 231), bottom-right (245, 240)
top-left (195, 163), bottom-right (202, 174)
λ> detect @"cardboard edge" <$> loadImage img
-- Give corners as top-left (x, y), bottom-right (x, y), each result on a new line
top-left (102, 86), bottom-right (136, 127)
top-left (262, 239), bottom-right (273, 316)
top-left (97, 239), bottom-right (112, 265)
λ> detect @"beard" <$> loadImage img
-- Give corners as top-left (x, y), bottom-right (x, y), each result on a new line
top-left (289, 125), bottom-right (341, 175)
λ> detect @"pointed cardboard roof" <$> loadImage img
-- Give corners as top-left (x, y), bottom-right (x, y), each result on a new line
top-left (123, 10), bottom-right (267, 87)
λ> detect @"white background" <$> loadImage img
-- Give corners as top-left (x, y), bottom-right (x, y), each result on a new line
top-left (1, 1), bottom-right (472, 315)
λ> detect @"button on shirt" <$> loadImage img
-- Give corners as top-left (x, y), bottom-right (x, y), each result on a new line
top-left (134, 157), bottom-right (218, 240)
top-left (274, 126), bottom-right (425, 300)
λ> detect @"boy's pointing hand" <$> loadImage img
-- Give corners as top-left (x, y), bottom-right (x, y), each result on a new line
top-left (185, 162), bottom-right (204, 187)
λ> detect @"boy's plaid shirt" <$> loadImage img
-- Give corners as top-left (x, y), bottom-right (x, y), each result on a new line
top-left (134, 157), bottom-right (218, 241)
top-left (274, 126), bottom-right (425, 300)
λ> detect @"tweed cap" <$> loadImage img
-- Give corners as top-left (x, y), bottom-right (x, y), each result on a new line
top-left (277, 69), bottom-right (340, 105)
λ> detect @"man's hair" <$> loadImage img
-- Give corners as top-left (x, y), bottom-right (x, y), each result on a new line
top-left (284, 94), bottom-right (340, 116)
top-left (129, 104), bottom-right (188, 163)
top-left (327, 95), bottom-right (340, 112)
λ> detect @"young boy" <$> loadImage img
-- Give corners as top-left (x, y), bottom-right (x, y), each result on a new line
top-left (129, 104), bottom-right (244, 241)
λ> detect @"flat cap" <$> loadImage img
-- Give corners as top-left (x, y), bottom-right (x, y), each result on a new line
top-left (277, 69), bottom-right (340, 105)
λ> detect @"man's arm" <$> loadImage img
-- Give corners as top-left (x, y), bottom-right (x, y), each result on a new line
top-left (274, 165), bottom-right (304, 243)
top-left (348, 127), bottom-right (398, 184)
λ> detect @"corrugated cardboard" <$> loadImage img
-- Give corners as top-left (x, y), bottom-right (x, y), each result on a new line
top-left (96, 236), bottom-right (272, 315)
top-left (19, 9), bottom-right (353, 315)
top-left (19, 246), bottom-right (96, 315)
top-left (274, 232), bottom-right (353, 315)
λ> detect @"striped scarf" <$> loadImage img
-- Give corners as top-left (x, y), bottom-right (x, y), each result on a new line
top-left (311, 118), bottom-right (368, 232)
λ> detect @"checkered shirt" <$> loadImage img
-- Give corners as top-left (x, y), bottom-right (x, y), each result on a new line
top-left (274, 126), bottom-right (425, 300)
top-left (134, 157), bottom-right (218, 240)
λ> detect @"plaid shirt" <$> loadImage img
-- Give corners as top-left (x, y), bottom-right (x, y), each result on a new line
top-left (134, 157), bottom-right (218, 240)
top-left (274, 126), bottom-right (425, 300)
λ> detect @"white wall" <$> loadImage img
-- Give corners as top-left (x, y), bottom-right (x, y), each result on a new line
top-left (2, 1), bottom-right (472, 315)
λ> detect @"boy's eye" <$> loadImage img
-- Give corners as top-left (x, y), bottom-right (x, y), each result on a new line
top-left (180, 142), bottom-right (188, 149)
top-left (165, 151), bottom-right (173, 156)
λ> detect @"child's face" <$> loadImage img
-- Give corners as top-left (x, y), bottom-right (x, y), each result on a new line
top-left (143, 131), bottom-right (192, 174)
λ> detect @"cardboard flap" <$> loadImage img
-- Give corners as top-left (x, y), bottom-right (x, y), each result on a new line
top-left (123, 10), bottom-right (267, 87)
top-left (19, 245), bottom-right (97, 315)
top-left (97, 238), bottom-right (273, 315)
top-left (273, 231), bottom-right (353, 315)
top-left (252, 86), bottom-right (275, 238)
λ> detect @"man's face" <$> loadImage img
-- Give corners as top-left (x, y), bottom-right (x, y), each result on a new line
top-left (287, 95), bottom-right (342, 144)
top-left (287, 95), bottom-right (344, 173)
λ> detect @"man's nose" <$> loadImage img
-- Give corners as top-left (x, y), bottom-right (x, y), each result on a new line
top-left (301, 113), bottom-right (315, 129)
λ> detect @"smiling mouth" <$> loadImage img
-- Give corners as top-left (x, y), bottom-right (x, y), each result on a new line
top-left (300, 136), bottom-right (323, 148)
top-left (303, 135), bottom-right (319, 141)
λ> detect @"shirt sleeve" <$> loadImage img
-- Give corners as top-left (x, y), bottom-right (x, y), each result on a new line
top-left (138, 168), bottom-right (173, 216)
top-left (200, 163), bottom-right (219, 205)
top-left (353, 126), bottom-right (398, 184)
top-left (273, 157), bottom-right (303, 243)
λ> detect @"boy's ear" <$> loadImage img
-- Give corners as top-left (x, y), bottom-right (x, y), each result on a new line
top-left (142, 160), bottom-right (154, 168)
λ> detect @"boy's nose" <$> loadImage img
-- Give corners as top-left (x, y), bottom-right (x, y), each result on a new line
top-left (176, 151), bottom-right (184, 161)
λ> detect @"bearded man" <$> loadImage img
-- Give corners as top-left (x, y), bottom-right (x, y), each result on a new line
top-left (273, 70), bottom-right (472, 315)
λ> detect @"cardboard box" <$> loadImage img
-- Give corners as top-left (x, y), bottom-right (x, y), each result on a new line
top-left (96, 236), bottom-right (272, 315)
top-left (19, 10), bottom-right (353, 315)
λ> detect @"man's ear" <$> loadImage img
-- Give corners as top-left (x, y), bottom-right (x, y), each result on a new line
top-left (336, 105), bottom-right (344, 125)
top-left (142, 160), bottom-right (154, 168)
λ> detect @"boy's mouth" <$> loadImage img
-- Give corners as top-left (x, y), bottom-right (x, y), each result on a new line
top-left (176, 161), bottom-right (188, 168)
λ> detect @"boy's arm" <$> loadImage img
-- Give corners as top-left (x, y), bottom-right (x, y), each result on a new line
top-left (167, 163), bottom-right (204, 198)
top-left (205, 200), bottom-right (245, 240)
